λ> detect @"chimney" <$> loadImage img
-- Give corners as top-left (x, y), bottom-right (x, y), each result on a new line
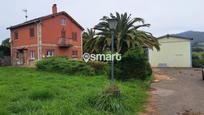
top-left (52, 4), bottom-right (57, 14)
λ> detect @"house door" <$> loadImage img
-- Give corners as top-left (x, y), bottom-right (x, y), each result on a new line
top-left (19, 50), bottom-right (27, 65)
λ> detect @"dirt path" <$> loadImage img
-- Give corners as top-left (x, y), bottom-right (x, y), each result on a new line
top-left (143, 68), bottom-right (204, 115)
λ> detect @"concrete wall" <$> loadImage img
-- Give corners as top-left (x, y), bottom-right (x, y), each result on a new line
top-left (149, 37), bottom-right (192, 67)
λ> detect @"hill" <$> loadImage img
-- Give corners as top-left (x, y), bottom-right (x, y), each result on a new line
top-left (174, 31), bottom-right (204, 47)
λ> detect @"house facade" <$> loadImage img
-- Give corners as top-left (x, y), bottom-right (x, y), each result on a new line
top-left (148, 35), bottom-right (193, 67)
top-left (7, 4), bottom-right (84, 66)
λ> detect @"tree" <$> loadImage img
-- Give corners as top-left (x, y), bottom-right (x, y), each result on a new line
top-left (0, 38), bottom-right (10, 57)
top-left (1, 38), bottom-right (10, 48)
top-left (82, 29), bottom-right (100, 53)
top-left (84, 12), bottom-right (159, 54)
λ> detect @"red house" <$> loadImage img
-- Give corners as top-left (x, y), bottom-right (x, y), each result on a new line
top-left (7, 4), bottom-right (84, 66)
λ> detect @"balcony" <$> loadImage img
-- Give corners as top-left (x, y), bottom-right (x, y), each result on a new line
top-left (58, 38), bottom-right (73, 48)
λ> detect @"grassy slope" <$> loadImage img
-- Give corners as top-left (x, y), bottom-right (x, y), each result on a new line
top-left (0, 67), bottom-right (149, 115)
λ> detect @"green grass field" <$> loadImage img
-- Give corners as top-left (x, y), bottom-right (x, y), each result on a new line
top-left (0, 67), bottom-right (149, 115)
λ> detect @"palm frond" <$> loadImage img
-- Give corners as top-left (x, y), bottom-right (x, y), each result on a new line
top-left (83, 12), bottom-right (160, 54)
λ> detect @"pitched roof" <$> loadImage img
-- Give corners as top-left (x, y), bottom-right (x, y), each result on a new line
top-left (7, 11), bottom-right (84, 30)
top-left (158, 34), bottom-right (193, 40)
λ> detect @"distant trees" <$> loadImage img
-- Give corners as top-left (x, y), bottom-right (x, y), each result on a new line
top-left (1, 38), bottom-right (10, 48)
top-left (192, 47), bottom-right (203, 52)
top-left (0, 38), bottom-right (10, 57)
top-left (0, 38), bottom-right (11, 66)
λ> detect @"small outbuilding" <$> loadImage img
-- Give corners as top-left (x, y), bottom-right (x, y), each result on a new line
top-left (148, 34), bottom-right (193, 67)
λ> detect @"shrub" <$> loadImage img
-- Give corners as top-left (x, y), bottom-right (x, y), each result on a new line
top-left (192, 59), bottom-right (204, 68)
top-left (87, 61), bottom-right (108, 75)
top-left (114, 48), bottom-right (152, 80)
top-left (89, 85), bottom-right (126, 114)
top-left (202, 53), bottom-right (204, 59)
top-left (192, 52), bottom-right (200, 60)
top-left (192, 52), bottom-right (204, 68)
top-left (36, 57), bottom-right (96, 76)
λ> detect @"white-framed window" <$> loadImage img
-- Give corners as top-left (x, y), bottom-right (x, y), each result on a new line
top-left (46, 50), bottom-right (54, 57)
top-left (30, 50), bottom-right (35, 60)
top-left (60, 18), bottom-right (66, 25)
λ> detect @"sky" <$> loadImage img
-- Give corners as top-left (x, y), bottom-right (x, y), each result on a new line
top-left (0, 0), bottom-right (204, 43)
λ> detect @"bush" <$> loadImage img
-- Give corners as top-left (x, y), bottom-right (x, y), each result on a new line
top-left (192, 59), bottom-right (204, 68)
top-left (202, 53), bottom-right (204, 59)
top-left (89, 85), bottom-right (126, 114)
top-left (36, 57), bottom-right (95, 76)
top-left (87, 61), bottom-right (108, 75)
top-left (192, 52), bottom-right (204, 68)
top-left (192, 52), bottom-right (200, 60)
top-left (114, 48), bottom-right (152, 80)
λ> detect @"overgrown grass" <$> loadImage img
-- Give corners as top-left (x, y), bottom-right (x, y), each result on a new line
top-left (0, 67), bottom-right (149, 115)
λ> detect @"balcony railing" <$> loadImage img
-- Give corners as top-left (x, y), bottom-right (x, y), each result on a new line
top-left (58, 38), bottom-right (73, 48)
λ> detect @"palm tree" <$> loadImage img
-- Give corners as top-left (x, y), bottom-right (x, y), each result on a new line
top-left (82, 29), bottom-right (100, 53)
top-left (91, 12), bottom-right (160, 54)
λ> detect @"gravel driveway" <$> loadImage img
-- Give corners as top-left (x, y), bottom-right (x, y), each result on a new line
top-left (151, 68), bottom-right (204, 115)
